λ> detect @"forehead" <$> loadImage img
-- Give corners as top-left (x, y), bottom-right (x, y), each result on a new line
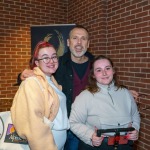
top-left (70, 28), bottom-right (89, 37)
top-left (38, 47), bottom-right (56, 55)
top-left (94, 59), bottom-right (111, 67)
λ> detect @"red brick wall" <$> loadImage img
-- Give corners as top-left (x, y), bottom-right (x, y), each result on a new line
top-left (0, 0), bottom-right (68, 110)
top-left (68, 0), bottom-right (107, 55)
top-left (68, 0), bottom-right (150, 149)
top-left (107, 1), bottom-right (150, 149)
top-left (0, 0), bottom-right (150, 149)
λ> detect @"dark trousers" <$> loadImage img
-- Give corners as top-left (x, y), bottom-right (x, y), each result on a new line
top-left (78, 138), bottom-right (134, 150)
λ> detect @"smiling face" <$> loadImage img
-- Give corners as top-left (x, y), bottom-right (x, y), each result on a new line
top-left (67, 28), bottom-right (89, 59)
top-left (93, 59), bottom-right (114, 85)
top-left (35, 46), bottom-right (58, 76)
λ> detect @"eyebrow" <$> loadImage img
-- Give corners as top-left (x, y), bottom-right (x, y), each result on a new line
top-left (95, 65), bottom-right (112, 70)
top-left (41, 53), bottom-right (57, 57)
top-left (41, 54), bottom-right (48, 57)
top-left (71, 35), bottom-right (88, 38)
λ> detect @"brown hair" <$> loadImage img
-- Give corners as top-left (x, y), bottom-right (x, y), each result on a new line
top-left (30, 41), bottom-right (54, 69)
top-left (86, 55), bottom-right (126, 93)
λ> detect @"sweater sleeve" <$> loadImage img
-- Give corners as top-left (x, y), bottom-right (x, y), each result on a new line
top-left (11, 78), bottom-right (57, 150)
top-left (69, 91), bottom-right (94, 146)
top-left (128, 91), bottom-right (141, 131)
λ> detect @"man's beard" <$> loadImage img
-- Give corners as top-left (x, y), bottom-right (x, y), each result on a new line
top-left (70, 49), bottom-right (87, 58)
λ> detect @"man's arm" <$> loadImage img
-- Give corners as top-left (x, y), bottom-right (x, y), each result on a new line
top-left (17, 73), bottom-right (22, 85)
top-left (17, 69), bottom-right (34, 85)
top-left (130, 90), bottom-right (139, 102)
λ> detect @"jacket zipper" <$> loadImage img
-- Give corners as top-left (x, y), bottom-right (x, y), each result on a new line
top-left (108, 85), bottom-right (121, 126)
top-left (108, 85), bottom-right (114, 105)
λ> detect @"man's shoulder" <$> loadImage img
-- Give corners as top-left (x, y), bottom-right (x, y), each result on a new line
top-left (59, 51), bottom-right (71, 62)
top-left (85, 51), bottom-right (94, 60)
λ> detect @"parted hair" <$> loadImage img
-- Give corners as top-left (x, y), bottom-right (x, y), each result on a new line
top-left (86, 55), bottom-right (126, 93)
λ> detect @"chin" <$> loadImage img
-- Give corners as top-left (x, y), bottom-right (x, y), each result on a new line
top-left (49, 71), bottom-right (56, 75)
top-left (101, 82), bottom-right (111, 85)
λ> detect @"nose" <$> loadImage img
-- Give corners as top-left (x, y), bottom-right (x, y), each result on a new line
top-left (102, 70), bottom-right (106, 76)
top-left (50, 58), bottom-right (53, 62)
top-left (77, 38), bottom-right (81, 44)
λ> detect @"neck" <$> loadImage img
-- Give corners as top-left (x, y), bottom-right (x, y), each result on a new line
top-left (45, 73), bottom-right (52, 77)
top-left (71, 54), bottom-right (88, 64)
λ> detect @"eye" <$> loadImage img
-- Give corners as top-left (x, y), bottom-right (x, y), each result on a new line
top-left (96, 69), bottom-right (102, 72)
top-left (52, 56), bottom-right (57, 59)
top-left (106, 67), bottom-right (111, 70)
top-left (81, 37), bottom-right (87, 40)
top-left (43, 57), bottom-right (49, 60)
top-left (72, 37), bottom-right (77, 39)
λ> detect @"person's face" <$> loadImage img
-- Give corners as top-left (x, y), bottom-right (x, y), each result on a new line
top-left (67, 28), bottom-right (89, 58)
top-left (93, 59), bottom-right (114, 85)
top-left (35, 47), bottom-right (58, 76)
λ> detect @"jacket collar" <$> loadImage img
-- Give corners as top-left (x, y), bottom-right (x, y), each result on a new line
top-left (97, 81), bottom-right (116, 92)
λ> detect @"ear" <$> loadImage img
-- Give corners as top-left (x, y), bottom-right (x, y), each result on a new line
top-left (35, 60), bottom-right (39, 67)
top-left (87, 40), bottom-right (90, 48)
top-left (67, 39), bottom-right (70, 47)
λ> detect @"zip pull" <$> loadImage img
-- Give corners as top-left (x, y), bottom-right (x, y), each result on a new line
top-left (108, 85), bottom-right (110, 91)
top-left (107, 85), bottom-right (114, 105)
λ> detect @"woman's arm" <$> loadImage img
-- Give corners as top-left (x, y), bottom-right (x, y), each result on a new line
top-left (69, 92), bottom-right (94, 146)
top-left (126, 91), bottom-right (140, 141)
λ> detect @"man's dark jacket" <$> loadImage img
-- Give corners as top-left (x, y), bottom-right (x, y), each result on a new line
top-left (54, 51), bottom-right (94, 117)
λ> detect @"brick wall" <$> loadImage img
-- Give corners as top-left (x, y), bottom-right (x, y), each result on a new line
top-left (0, 0), bottom-right (68, 110)
top-left (68, 0), bottom-right (150, 149)
top-left (107, 1), bottom-right (150, 149)
top-left (0, 0), bottom-right (150, 149)
top-left (68, 0), bottom-right (108, 55)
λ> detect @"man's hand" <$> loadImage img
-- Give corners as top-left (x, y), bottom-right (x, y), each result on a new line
top-left (130, 90), bottom-right (139, 102)
top-left (21, 69), bottom-right (34, 81)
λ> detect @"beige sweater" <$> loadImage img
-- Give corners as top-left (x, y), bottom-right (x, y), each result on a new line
top-left (11, 67), bottom-right (62, 150)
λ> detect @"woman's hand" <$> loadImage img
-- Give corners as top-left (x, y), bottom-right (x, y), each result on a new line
top-left (91, 128), bottom-right (104, 147)
top-left (21, 69), bottom-right (34, 81)
top-left (126, 129), bottom-right (139, 141)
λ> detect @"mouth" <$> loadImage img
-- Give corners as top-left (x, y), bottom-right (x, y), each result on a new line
top-left (75, 45), bottom-right (83, 51)
top-left (102, 77), bottom-right (109, 79)
top-left (46, 64), bottom-right (56, 69)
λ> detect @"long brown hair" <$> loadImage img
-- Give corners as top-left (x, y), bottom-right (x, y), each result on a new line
top-left (86, 55), bottom-right (126, 93)
top-left (30, 41), bottom-right (54, 69)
